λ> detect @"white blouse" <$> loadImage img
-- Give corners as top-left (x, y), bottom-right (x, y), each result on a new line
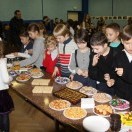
top-left (0, 58), bottom-right (10, 90)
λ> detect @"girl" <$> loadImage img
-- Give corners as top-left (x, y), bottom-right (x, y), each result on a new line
top-left (52, 24), bottom-right (78, 77)
top-left (114, 25), bottom-right (132, 100)
top-left (13, 30), bottom-right (33, 58)
top-left (19, 23), bottom-right (45, 68)
top-left (43, 35), bottom-right (60, 75)
top-left (68, 29), bottom-right (96, 86)
top-left (0, 39), bottom-right (14, 132)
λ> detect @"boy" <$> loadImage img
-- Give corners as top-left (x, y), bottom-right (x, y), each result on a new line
top-left (89, 32), bottom-right (117, 95)
top-left (114, 25), bottom-right (132, 100)
top-left (106, 23), bottom-right (123, 51)
top-left (52, 24), bottom-right (78, 77)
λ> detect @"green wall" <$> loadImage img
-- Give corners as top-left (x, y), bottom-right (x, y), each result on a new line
top-left (89, 0), bottom-right (132, 27)
top-left (0, 0), bottom-right (81, 21)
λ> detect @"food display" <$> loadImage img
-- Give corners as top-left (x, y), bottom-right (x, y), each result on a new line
top-left (94, 104), bottom-right (113, 117)
top-left (16, 73), bottom-right (31, 82)
top-left (79, 86), bottom-right (97, 96)
top-left (120, 112), bottom-right (132, 126)
top-left (53, 88), bottom-right (88, 104)
top-left (66, 81), bottom-right (83, 89)
top-left (63, 107), bottom-right (87, 120)
top-left (12, 65), bottom-right (20, 71)
top-left (49, 100), bottom-right (71, 111)
top-left (55, 77), bottom-right (70, 85)
top-left (32, 86), bottom-right (53, 94)
top-left (30, 68), bottom-right (41, 73)
top-left (92, 93), bottom-right (112, 103)
top-left (30, 72), bottom-right (44, 78)
top-left (31, 79), bottom-right (50, 85)
top-left (109, 99), bottom-right (130, 110)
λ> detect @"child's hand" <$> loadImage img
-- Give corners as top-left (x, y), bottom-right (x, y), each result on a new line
top-left (115, 68), bottom-right (123, 76)
top-left (82, 70), bottom-right (88, 78)
top-left (28, 49), bottom-right (33, 54)
top-left (104, 73), bottom-right (110, 81)
top-left (77, 69), bottom-right (83, 75)
top-left (92, 54), bottom-right (100, 66)
top-left (106, 79), bottom-right (115, 87)
top-left (52, 67), bottom-right (59, 77)
top-left (13, 52), bottom-right (18, 56)
top-left (69, 74), bottom-right (74, 81)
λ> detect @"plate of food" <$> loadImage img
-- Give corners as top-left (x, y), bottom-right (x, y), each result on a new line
top-left (93, 104), bottom-right (114, 117)
top-left (21, 65), bottom-right (33, 71)
top-left (92, 93), bottom-right (112, 103)
top-left (63, 107), bottom-right (87, 120)
top-left (66, 81), bottom-right (83, 90)
top-left (31, 72), bottom-right (44, 78)
top-left (119, 112), bottom-right (132, 127)
top-left (109, 99), bottom-right (130, 111)
top-left (55, 77), bottom-right (70, 85)
top-left (5, 54), bottom-right (15, 59)
top-left (16, 73), bottom-right (31, 82)
top-left (49, 99), bottom-right (71, 111)
top-left (83, 116), bottom-right (110, 132)
top-left (30, 68), bottom-right (41, 73)
top-left (79, 86), bottom-right (97, 96)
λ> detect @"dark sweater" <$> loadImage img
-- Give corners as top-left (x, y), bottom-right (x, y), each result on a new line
top-left (113, 51), bottom-right (132, 100)
top-left (89, 47), bottom-right (117, 83)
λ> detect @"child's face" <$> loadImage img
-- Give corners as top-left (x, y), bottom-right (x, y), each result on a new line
top-left (28, 31), bottom-right (38, 39)
top-left (77, 41), bottom-right (87, 50)
top-left (55, 35), bottom-right (66, 43)
top-left (91, 44), bottom-right (108, 55)
top-left (20, 36), bottom-right (29, 45)
top-left (47, 44), bottom-right (56, 52)
top-left (106, 28), bottom-right (119, 42)
top-left (122, 38), bottom-right (132, 54)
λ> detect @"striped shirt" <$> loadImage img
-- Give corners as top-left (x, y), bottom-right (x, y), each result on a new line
top-left (57, 38), bottom-right (78, 77)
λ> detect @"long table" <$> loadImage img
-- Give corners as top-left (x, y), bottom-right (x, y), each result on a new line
top-left (10, 73), bottom-right (113, 132)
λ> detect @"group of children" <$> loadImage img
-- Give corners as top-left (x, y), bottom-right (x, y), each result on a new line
top-left (0, 21), bottom-right (132, 131)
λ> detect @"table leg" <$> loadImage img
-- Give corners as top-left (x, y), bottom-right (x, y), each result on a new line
top-left (54, 119), bottom-right (60, 132)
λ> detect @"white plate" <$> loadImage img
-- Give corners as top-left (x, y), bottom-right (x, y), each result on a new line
top-left (5, 54), bottom-right (15, 59)
top-left (31, 72), bottom-right (44, 78)
top-left (55, 77), bottom-right (70, 85)
top-left (16, 75), bottom-right (31, 82)
top-left (66, 81), bottom-right (83, 90)
top-left (63, 107), bottom-right (87, 120)
top-left (93, 106), bottom-right (113, 117)
top-left (83, 116), bottom-right (110, 132)
top-left (49, 100), bottom-right (71, 111)
top-left (79, 86), bottom-right (97, 96)
top-left (109, 99), bottom-right (130, 111)
top-left (92, 93), bottom-right (112, 103)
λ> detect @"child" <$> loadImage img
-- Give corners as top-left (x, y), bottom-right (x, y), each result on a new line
top-left (52, 24), bottom-right (78, 77)
top-left (13, 30), bottom-right (33, 58)
top-left (114, 25), bottom-right (132, 100)
top-left (105, 23), bottom-right (123, 51)
top-left (19, 23), bottom-right (45, 68)
top-left (68, 29), bottom-right (96, 86)
top-left (89, 32), bottom-right (117, 95)
top-left (0, 39), bottom-right (14, 132)
top-left (43, 35), bottom-right (59, 75)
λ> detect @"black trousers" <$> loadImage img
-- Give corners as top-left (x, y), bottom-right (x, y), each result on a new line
top-left (0, 113), bottom-right (9, 132)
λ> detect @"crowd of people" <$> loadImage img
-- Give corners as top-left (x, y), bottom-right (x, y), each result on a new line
top-left (0, 10), bottom-right (132, 132)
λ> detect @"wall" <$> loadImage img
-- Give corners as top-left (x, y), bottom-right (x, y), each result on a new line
top-left (0, 0), bottom-right (81, 22)
top-left (89, 0), bottom-right (132, 27)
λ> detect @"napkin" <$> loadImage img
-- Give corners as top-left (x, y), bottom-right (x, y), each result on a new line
top-left (81, 98), bottom-right (95, 109)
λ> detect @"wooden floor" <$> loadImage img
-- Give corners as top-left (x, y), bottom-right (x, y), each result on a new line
top-left (9, 89), bottom-right (59, 132)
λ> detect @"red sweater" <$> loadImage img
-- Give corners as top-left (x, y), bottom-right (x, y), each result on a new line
top-left (43, 51), bottom-right (60, 75)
